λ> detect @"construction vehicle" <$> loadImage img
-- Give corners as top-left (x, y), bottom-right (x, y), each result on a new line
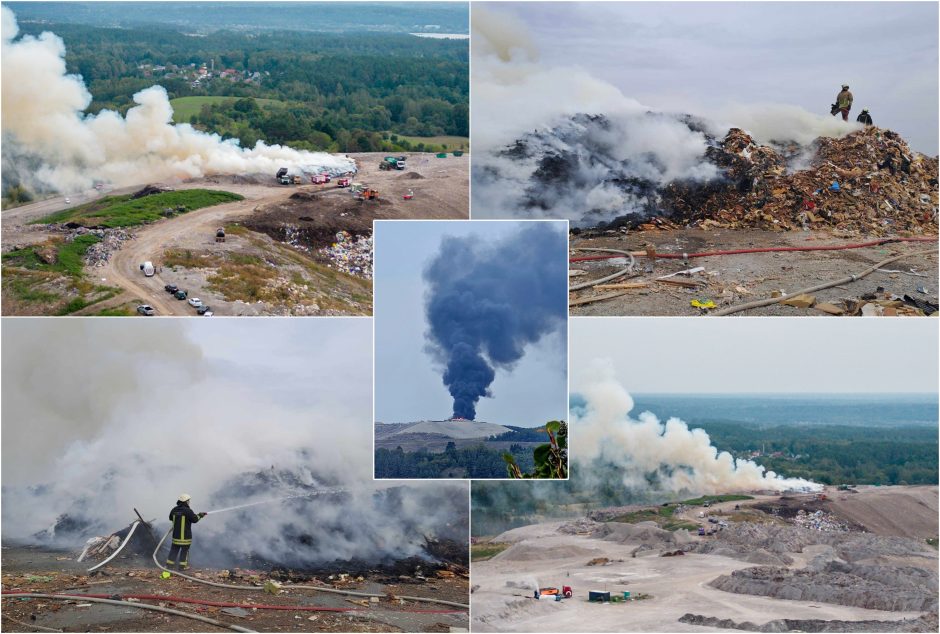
top-left (215, 228), bottom-right (226, 243)
top-left (379, 156), bottom-right (406, 170)
top-left (276, 167), bottom-right (289, 183)
top-left (534, 586), bottom-right (572, 600)
top-left (337, 177), bottom-right (351, 188)
top-left (356, 188), bottom-right (379, 201)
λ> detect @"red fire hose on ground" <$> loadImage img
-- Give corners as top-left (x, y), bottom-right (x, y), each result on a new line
top-left (569, 236), bottom-right (938, 262)
top-left (1, 591), bottom-right (465, 614)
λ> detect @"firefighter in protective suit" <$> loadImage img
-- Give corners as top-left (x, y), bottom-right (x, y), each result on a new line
top-left (167, 494), bottom-right (206, 570)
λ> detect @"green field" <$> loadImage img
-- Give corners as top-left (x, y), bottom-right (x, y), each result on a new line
top-left (391, 134), bottom-right (469, 150)
top-left (35, 190), bottom-right (244, 228)
top-left (169, 96), bottom-right (284, 123)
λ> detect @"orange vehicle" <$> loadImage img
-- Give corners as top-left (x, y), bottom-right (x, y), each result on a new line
top-left (535, 586), bottom-right (572, 599)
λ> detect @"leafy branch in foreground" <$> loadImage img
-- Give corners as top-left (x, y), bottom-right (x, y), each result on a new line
top-left (504, 421), bottom-right (568, 479)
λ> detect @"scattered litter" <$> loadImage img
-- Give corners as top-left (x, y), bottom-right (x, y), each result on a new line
top-left (781, 293), bottom-right (816, 309)
top-left (658, 267), bottom-right (704, 279)
top-left (319, 230), bottom-right (373, 279)
top-left (221, 607), bottom-right (249, 618)
top-left (690, 299), bottom-right (716, 309)
top-left (262, 580), bottom-right (281, 595)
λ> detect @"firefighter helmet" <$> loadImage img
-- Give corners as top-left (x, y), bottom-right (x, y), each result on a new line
top-left (178, 494), bottom-right (191, 503)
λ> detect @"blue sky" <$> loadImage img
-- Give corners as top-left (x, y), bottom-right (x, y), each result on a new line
top-left (373, 220), bottom-right (568, 426)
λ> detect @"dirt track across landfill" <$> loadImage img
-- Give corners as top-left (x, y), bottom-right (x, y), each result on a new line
top-left (569, 228), bottom-right (938, 316)
top-left (471, 485), bottom-right (938, 633)
top-left (1, 152), bottom-right (468, 316)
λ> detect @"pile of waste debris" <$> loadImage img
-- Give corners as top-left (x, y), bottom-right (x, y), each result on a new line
top-left (663, 126), bottom-right (938, 236)
top-left (319, 231), bottom-right (373, 279)
top-left (78, 227), bottom-right (134, 266)
top-left (792, 509), bottom-right (850, 532)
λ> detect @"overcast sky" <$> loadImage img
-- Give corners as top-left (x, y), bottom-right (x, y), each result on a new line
top-left (491, 2), bottom-right (938, 154)
top-left (373, 220), bottom-right (568, 426)
top-left (571, 318), bottom-right (939, 394)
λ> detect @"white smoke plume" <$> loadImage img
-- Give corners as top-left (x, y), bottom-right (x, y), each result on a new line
top-left (471, 4), bottom-right (860, 223)
top-left (1, 319), bottom-right (467, 567)
top-left (1, 7), bottom-right (356, 194)
top-left (572, 359), bottom-right (820, 494)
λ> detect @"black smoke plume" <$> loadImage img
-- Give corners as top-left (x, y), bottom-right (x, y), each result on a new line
top-left (423, 223), bottom-right (567, 419)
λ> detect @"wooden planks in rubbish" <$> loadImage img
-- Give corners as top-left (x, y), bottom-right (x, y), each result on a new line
top-left (594, 282), bottom-right (649, 290)
top-left (569, 291), bottom-right (629, 306)
top-left (656, 277), bottom-right (706, 288)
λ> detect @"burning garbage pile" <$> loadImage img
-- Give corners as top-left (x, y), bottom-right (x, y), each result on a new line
top-left (479, 109), bottom-right (937, 237)
top-left (320, 231), bottom-right (373, 279)
top-left (662, 126), bottom-right (938, 236)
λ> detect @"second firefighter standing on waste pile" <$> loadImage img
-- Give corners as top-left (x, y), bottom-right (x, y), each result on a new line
top-left (166, 494), bottom-right (206, 570)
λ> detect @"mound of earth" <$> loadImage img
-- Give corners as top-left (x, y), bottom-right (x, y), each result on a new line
top-left (591, 521), bottom-right (676, 546)
top-left (494, 542), bottom-right (600, 562)
top-left (709, 560), bottom-right (938, 612)
top-left (388, 420), bottom-right (511, 439)
top-left (679, 612), bottom-right (939, 633)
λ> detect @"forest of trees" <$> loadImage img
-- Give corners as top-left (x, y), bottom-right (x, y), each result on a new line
top-left (700, 421), bottom-right (938, 486)
top-left (375, 443), bottom-right (535, 479)
top-left (17, 22), bottom-right (468, 153)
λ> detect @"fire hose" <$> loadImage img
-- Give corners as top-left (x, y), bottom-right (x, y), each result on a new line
top-left (1, 593), bottom-right (255, 633)
top-left (2, 592), bottom-right (465, 615)
top-left (151, 528), bottom-right (469, 610)
top-left (85, 520), bottom-right (140, 573)
top-left (569, 248), bottom-right (636, 292)
top-left (569, 236), bottom-right (938, 263)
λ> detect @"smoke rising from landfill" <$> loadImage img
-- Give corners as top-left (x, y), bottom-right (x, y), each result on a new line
top-left (573, 360), bottom-right (820, 494)
top-left (1, 7), bottom-right (355, 193)
top-left (471, 5), bottom-right (864, 225)
top-left (423, 223), bottom-right (567, 420)
top-left (1, 320), bottom-right (466, 568)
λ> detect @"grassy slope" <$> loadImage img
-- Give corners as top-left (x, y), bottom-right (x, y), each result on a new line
top-left (169, 96), bottom-right (284, 122)
top-left (35, 190), bottom-right (243, 228)
top-left (393, 134), bottom-right (469, 149)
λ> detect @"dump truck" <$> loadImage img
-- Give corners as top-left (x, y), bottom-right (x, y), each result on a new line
top-left (215, 228), bottom-right (225, 243)
top-left (276, 167), bottom-right (288, 181)
top-left (535, 586), bottom-right (572, 600)
top-left (379, 156), bottom-right (406, 171)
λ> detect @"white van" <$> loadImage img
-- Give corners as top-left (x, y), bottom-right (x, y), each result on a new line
top-left (140, 261), bottom-right (155, 277)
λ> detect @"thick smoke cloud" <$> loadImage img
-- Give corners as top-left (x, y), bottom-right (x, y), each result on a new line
top-left (423, 223), bottom-right (567, 420)
top-left (1, 320), bottom-right (467, 568)
top-left (1, 7), bottom-right (355, 193)
top-left (471, 5), bottom-right (860, 224)
top-left (573, 359), bottom-right (820, 494)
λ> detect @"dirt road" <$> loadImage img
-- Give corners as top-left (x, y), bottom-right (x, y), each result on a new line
top-left (2, 152), bottom-right (469, 316)
top-left (471, 521), bottom-right (927, 632)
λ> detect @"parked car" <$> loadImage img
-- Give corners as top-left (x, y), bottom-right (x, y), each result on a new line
top-left (202, 310), bottom-right (214, 317)
top-left (174, 290), bottom-right (187, 300)
top-left (136, 304), bottom-right (155, 316)
top-left (188, 297), bottom-right (203, 308)
top-left (164, 284), bottom-right (178, 293)
top-left (196, 304), bottom-right (212, 315)
top-left (139, 261), bottom-right (155, 277)
top-left (64, 197), bottom-right (71, 204)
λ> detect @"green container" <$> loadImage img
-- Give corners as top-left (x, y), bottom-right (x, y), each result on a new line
top-left (623, 591), bottom-right (631, 599)
top-left (452, 150), bottom-right (464, 157)
top-left (436, 153), bottom-right (448, 158)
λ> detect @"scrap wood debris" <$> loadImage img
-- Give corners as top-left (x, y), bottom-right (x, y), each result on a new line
top-left (660, 126), bottom-right (938, 235)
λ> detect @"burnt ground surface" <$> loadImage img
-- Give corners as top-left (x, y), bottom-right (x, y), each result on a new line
top-left (569, 228), bottom-right (938, 316)
top-left (1, 544), bottom-right (469, 633)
